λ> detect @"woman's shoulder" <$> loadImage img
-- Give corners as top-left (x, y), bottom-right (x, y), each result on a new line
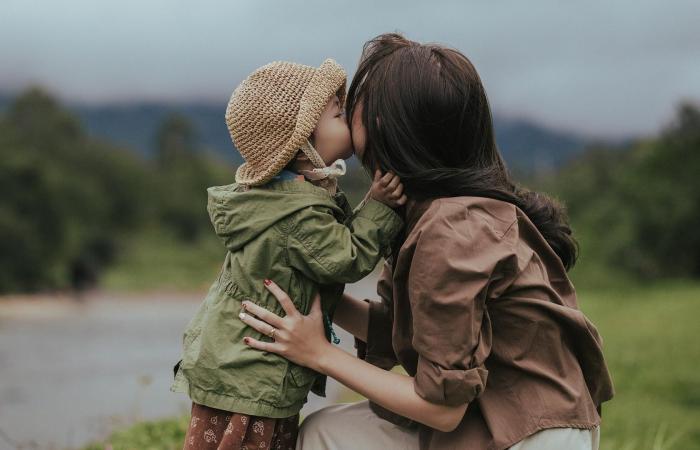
top-left (411, 196), bottom-right (519, 242)
top-left (400, 196), bottom-right (522, 292)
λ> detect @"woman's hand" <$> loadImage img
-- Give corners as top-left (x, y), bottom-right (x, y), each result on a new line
top-left (238, 279), bottom-right (332, 372)
top-left (240, 280), bottom-right (468, 432)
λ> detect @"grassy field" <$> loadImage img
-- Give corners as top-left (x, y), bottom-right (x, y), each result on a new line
top-left (82, 282), bottom-right (700, 450)
top-left (101, 229), bottom-right (225, 293)
top-left (579, 281), bottom-right (700, 450)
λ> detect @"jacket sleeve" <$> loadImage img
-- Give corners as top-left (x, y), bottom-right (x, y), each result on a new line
top-left (286, 197), bottom-right (403, 285)
top-left (409, 203), bottom-right (518, 406)
top-left (356, 262), bottom-right (399, 370)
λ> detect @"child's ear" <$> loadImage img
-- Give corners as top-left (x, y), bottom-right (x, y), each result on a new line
top-left (296, 152), bottom-right (310, 162)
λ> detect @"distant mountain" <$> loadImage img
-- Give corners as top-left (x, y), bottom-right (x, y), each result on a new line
top-left (0, 93), bottom-right (596, 173)
top-left (76, 101), bottom-right (238, 162)
top-left (494, 117), bottom-right (590, 174)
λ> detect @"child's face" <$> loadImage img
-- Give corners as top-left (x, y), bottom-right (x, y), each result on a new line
top-left (311, 95), bottom-right (353, 164)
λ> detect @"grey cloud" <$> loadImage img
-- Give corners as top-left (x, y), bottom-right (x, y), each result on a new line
top-left (1, 0), bottom-right (698, 137)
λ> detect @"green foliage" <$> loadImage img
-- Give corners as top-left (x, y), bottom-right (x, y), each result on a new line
top-left (2, 86), bottom-right (697, 293)
top-left (156, 113), bottom-right (198, 168)
top-left (101, 228), bottom-right (224, 292)
top-left (81, 415), bottom-right (189, 450)
top-left (540, 101), bottom-right (700, 281)
top-left (0, 88), bottom-right (146, 291)
top-left (154, 151), bottom-right (231, 242)
top-left (0, 88), bottom-right (232, 293)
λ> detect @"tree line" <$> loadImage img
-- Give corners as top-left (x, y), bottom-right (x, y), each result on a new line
top-left (1, 87), bottom-right (697, 294)
top-left (0, 88), bottom-right (231, 293)
top-left (541, 102), bottom-right (700, 281)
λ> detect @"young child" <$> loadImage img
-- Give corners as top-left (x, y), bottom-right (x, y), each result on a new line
top-left (171, 59), bottom-right (406, 449)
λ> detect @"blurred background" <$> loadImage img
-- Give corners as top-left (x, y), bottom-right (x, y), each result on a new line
top-left (1, 1), bottom-right (699, 449)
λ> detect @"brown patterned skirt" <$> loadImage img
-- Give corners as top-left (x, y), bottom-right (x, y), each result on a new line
top-left (182, 402), bottom-right (299, 450)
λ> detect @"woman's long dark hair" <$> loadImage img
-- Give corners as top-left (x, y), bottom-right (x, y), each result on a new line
top-left (347, 33), bottom-right (578, 270)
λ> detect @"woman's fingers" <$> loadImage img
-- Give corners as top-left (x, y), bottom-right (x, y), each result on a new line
top-left (373, 169), bottom-right (382, 182)
top-left (309, 292), bottom-right (322, 316)
top-left (243, 336), bottom-right (284, 354)
top-left (241, 300), bottom-right (283, 328)
top-left (263, 279), bottom-right (299, 317)
top-left (239, 310), bottom-right (280, 338)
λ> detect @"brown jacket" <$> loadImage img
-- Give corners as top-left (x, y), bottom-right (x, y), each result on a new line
top-left (356, 196), bottom-right (614, 450)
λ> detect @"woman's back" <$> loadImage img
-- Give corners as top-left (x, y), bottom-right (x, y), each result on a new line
top-left (360, 195), bottom-right (614, 450)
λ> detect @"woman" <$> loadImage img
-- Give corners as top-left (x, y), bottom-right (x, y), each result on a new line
top-left (237, 33), bottom-right (614, 449)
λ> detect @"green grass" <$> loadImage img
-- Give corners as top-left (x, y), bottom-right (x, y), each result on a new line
top-left (102, 228), bottom-right (225, 292)
top-left (81, 415), bottom-right (189, 450)
top-left (578, 281), bottom-right (700, 450)
top-left (82, 282), bottom-right (700, 449)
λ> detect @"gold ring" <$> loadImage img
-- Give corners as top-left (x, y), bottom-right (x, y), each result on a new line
top-left (269, 327), bottom-right (277, 339)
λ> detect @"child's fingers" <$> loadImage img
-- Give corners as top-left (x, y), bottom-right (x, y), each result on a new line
top-left (263, 279), bottom-right (299, 317)
top-left (391, 183), bottom-right (404, 198)
top-left (380, 171), bottom-right (394, 185)
top-left (396, 194), bottom-right (408, 205)
top-left (386, 176), bottom-right (401, 190)
top-left (241, 300), bottom-right (283, 328)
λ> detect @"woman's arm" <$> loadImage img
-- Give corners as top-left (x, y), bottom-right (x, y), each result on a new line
top-left (332, 293), bottom-right (369, 341)
top-left (317, 339), bottom-right (468, 432)
top-left (238, 281), bottom-right (468, 432)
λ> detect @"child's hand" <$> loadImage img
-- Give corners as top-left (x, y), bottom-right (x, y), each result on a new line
top-left (368, 170), bottom-right (407, 208)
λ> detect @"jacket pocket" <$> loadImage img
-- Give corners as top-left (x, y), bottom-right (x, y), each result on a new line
top-left (275, 362), bottom-right (318, 408)
top-left (183, 326), bottom-right (202, 346)
top-left (181, 294), bottom-right (210, 352)
top-left (288, 362), bottom-right (317, 388)
top-left (180, 326), bottom-right (203, 370)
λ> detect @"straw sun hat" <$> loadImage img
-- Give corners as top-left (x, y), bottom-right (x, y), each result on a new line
top-left (226, 59), bottom-right (347, 186)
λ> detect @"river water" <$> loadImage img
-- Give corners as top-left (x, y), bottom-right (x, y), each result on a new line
top-left (0, 277), bottom-right (377, 449)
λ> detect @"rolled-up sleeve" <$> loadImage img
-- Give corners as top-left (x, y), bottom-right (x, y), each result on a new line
top-left (415, 355), bottom-right (488, 406)
top-left (409, 204), bottom-right (518, 406)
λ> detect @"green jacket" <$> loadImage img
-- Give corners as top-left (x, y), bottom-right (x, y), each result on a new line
top-left (171, 178), bottom-right (403, 418)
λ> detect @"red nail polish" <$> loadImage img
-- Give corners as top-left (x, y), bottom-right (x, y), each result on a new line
top-left (263, 279), bottom-right (272, 286)
top-left (244, 337), bottom-right (250, 344)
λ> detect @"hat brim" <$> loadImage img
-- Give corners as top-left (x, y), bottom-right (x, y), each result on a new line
top-left (235, 59), bottom-right (346, 186)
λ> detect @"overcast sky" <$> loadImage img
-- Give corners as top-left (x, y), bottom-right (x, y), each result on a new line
top-left (2, 0), bottom-right (699, 137)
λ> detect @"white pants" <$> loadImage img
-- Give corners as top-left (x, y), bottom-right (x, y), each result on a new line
top-left (297, 401), bottom-right (600, 450)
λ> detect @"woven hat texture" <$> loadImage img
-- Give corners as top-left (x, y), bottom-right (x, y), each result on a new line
top-left (226, 59), bottom-right (346, 186)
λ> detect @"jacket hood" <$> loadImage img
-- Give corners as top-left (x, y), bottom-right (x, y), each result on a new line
top-left (207, 181), bottom-right (341, 252)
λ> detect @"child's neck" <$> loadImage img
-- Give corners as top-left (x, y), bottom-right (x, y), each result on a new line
top-left (290, 158), bottom-right (323, 187)
top-left (290, 158), bottom-right (315, 174)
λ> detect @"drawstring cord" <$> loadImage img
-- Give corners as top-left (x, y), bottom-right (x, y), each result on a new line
top-left (298, 158), bottom-right (347, 181)
top-left (323, 313), bottom-right (341, 345)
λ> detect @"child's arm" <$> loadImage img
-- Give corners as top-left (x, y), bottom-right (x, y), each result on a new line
top-left (285, 173), bottom-right (405, 285)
